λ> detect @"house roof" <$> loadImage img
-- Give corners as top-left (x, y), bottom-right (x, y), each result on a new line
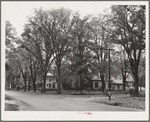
top-left (111, 76), bottom-right (123, 84)
top-left (92, 74), bottom-right (134, 84)
top-left (111, 75), bottom-right (134, 84)
top-left (112, 80), bottom-right (123, 84)
top-left (126, 74), bottom-right (134, 82)
top-left (92, 75), bottom-right (101, 80)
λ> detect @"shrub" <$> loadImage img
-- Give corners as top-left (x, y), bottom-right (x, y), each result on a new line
top-left (129, 88), bottom-right (135, 95)
top-left (98, 86), bottom-right (102, 91)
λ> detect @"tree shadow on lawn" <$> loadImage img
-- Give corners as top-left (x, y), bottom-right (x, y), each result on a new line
top-left (71, 93), bottom-right (101, 95)
top-left (5, 94), bottom-right (20, 111)
top-left (108, 102), bottom-right (123, 106)
top-left (5, 103), bottom-right (19, 111)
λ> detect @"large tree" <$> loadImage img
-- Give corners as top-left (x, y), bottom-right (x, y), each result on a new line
top-left (5, 21), bottom-right (17, 49)
top-left (28, 53), bottom-right (39, 92)
top-left (22, 8), bottom-right (75, 94)
top-left (5, 60), bottom-right (20, 90)
top-left (89, 14), bottom-right (112, 91)
top-left (22, 10), bottom-right (55, 93)
top-left (69, 14), bottom-right (94, 93)
top-left (6, 48), bottom-right (29, 92)
top-left (112, 46), bottom-right (130, 91)
top-left (110, 5), bottom-right (145, 94)
top-left (5, 21), bottom-right (24, 90)
top-left (48, 8), bottom-right (75, 94)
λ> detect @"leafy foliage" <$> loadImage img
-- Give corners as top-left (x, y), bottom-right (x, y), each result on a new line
top-left (5, 5), bottom-right (145, 95)
top-left (110, 5), bottom-right (145, 94)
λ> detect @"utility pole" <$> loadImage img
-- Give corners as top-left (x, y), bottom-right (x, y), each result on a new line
top-left (108, 48), bottom-right (111, 100)
top-left (99, 48), bottom-right (112, 100)
top-left (109, 48), bottom-right (110, 91)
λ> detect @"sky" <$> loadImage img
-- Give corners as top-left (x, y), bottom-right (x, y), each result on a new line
top-left (2, 1), bottom-right (146, 37)
top-left (2, 1), bottom-right (112, 36)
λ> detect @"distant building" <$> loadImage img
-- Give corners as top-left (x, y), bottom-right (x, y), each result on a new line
top-left (92, 74), bottom-right (134, 91)
top-left (45, 73), bottom-right (57, 89)
top-left (92, 74), bottom-right (113, 90)
top-left (35, 72), bottom-right (58, 90)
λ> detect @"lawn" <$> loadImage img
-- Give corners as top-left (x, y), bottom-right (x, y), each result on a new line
top-left (48, 90), bottom-right (145, 110)
top-left (5, 89), bottom-right (145, 110)
top-left (5, 103), bottom-right (19, 111)
top-left (5, 95), bottom-right (19, 111)
top-left (90, 94), bottom-right (145, 110)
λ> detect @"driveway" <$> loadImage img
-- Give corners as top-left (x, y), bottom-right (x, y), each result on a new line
top-left (5, 91), bottom-right (139, 111)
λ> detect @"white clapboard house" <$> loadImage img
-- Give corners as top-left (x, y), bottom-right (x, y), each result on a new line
top-left (92, 73), bottom-right (134, 90)
top-left (45, 73), bottom-right (58, 90)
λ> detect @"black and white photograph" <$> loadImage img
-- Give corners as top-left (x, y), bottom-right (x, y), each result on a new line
top-left (1, 1), bottom-right (149, 121)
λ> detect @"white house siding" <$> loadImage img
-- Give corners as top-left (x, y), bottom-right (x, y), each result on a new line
top-left (55, 83), bottom-right (57, 89)
top-left (93, 81), bottom-right (102, 89)
top-left (114, 84), bottom-right (123, 90)
top-left (93, 81), bottom-right (96, 89)
top-left (98, 82), bottom-right (102, 88)
top-left (119, 85), bottom-right (123, 90)
top-left (45, 82), bottom-right (58, 89)
top-left (105, 82), bottom-right (109, 89)
top-left (114, 85), bottom-right (118, 90)
top-left (93, 81), bottom-right (113, 90)
top-left (45, 76), bottom-right (57, 89)
top-left (92, 80), bottom-right (130, 91)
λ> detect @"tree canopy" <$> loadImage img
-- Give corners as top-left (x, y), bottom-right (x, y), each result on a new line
top-left (5, 5), bottom-right (146, 95)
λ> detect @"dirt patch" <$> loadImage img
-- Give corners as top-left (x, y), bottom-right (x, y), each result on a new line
top-left (5, 95), bottom-right (20, 111)
top-left (5, 103), bottom-right (19, 111)
top-left (5, 94), bottom-right (35, 111)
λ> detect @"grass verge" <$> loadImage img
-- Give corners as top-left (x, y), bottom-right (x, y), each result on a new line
top-left (5, 95), bottom-right (20, 111)
top-left (91, 95), bottom-right (145, 110)
top-left (5, 103), bottom-right (19, 111)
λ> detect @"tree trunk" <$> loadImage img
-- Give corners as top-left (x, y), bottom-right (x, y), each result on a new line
top-left (88, 77), bottom-right (92, 90)
top-left (29, 65), bottom-right (36, 92)
top-left (79, 74), bottom-right (83, 94)
top-left (33, 77), bottom-right (36, 92)
top-left (133, 73), bottom-right (139, 95)
top-left (100, 73), bottom-right (105, 91)
top-left (123, 75), bottom-right (126, 91)
top-left (43, 75), bottom-right (46, 93)
top-left (57, 65), bottom-right (61, 94)
top-left (41, 74), bottom-right (43, 94)
top-left (130, 64), bottom-right (139, 95)
top-left (33, 83), bottom-right (36, 92)
top-left (24, 78), bottom-right (26, 92)
top-left (28, 77), bottom-right (30, 92)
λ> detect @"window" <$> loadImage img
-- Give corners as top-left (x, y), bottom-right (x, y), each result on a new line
top-left (95, 82), bottom-right (98, 88)
top-left (49, 84), bottom-right (51, 88)
top-left (49, 78), bottom-right (51, 82)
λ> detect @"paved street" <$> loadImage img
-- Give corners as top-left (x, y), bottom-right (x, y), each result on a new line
top-left (5, 91), bottom-right (139, 111)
